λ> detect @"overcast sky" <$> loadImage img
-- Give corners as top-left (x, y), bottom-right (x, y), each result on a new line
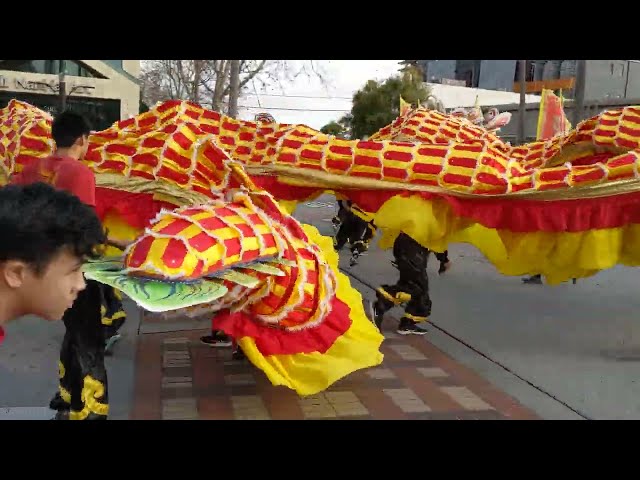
top-left (237, 60), bottom-right (403, 129)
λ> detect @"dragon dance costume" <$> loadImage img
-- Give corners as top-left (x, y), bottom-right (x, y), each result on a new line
top-left (4, 97), bottom-right (640, 407)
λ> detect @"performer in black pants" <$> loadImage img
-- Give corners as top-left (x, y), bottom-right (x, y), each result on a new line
top-left (369, 232), bottom-right (451, 335)
top-left (333, 201), bottom-right (376, 266)
top-left (331, 199), bottom-right (350, 231)
top-left (101, 286), bottom-right (127, 354)
top-left (49, 280), bottom-right (124, 420)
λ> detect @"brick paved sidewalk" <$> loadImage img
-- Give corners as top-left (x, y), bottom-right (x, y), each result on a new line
top-left (131, 315), bottom-right (540, 420)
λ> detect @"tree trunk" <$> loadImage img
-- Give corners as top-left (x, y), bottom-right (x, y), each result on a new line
top-left (193, 60), bottom-right (201, 103)
top-left (228, 60), bottom-right (241, 118)
top-left (211, 61), bottom-right (231, 111)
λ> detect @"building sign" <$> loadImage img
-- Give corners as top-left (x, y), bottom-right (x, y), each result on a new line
top-left (0, 75), bottom-right (94, 95)
top-left (16, 78), bottom-right (60, 93)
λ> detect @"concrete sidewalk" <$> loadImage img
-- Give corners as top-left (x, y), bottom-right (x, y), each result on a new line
top-left (128, 247), bottom-right (544, 420)
top-left (131, 311), bottom-right (540, 420)
top-left (293, 194), bottom-right (640, 419)
top-left (0, 299), bottom-right (141, 420)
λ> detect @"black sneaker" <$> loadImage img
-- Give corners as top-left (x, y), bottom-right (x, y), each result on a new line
top-left (105, 333), bottom-right (122, 355)
top-left (49, 392), bottom-right (70, 411)
top-left (232, 348), bottom-right (246, 360)
top-left (200, 331), bottom-right (232, 347)
top-left (522, 274), bottom-right (542, 285)
top-left (438, 261), bottom-right (452, 275)
top-left (349, 251), bottom-right (360, 267)
top-left (397, 318), bottom-right (428, 335)
top-left (51, 410), bottom-right (69, 420)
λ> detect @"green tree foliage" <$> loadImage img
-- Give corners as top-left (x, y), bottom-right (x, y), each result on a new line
top-left (345, 67), bottom-right (431, 139)
top-left (320, 120), bottom-right (345, 137)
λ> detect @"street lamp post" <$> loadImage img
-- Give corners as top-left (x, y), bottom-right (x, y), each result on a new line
top-left (518, 60), bottom-right (527, 145)
top-left (58, 70), bottom-right (67, 112)
top-left (32, 62), bottom-right (94, 116)
top-left (571, 60), bottom-right (587, 128)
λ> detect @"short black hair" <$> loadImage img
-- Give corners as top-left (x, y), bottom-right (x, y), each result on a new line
top-left (51, 110), bottom-right (93, 149)
top-left (0, 182), bottom-right (106, 273)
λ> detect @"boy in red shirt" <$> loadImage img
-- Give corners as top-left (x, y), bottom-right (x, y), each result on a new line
top-left (0, 182), bottom-right (105, 342)
top-left (12, 111), bottom-right (128, 420)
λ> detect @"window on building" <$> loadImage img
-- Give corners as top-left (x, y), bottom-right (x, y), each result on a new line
top-left (102, 60), bottom-right (123, 71)
top-left (0, 60), bottom-right (47, 74)
top-left (532, 60), bottom-right (544, 82)
top-left (0, 60), bottom-right (104, 78)
top-left (514, 61), bottom-right (537, 82)
top-left (611, 62), bottom-right (625, 77)
top-left (0, 92), bottom-right (121, 131)
top-left (542, 60), bottom-right (561, 80)
top-left (455, 60), bottom-right (481, 88)
top-left (458, 69), bottom-right (473, 87)
top-left (45, 60), bottom-right (60, 75)
top-left (527, 61), bottom-right (535, 81)
top-left (66, 61), bottom-right (96, 78)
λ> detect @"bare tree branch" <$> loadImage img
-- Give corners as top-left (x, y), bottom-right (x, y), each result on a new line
top-left (139, 59), bottom-right (331, 114)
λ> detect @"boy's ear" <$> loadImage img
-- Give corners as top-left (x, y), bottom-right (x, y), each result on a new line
top-left (0, 260), bottom-right (28, 288)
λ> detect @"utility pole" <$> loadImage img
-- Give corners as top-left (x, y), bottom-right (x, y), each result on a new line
top-left (33, 60), bottom-right (94, 115)
top-left (518, 60), bottom-right (526, 144)
top-left (572, 60), bottom-right (587, 127)
top-left (58, 61), bottom-right (67, 112)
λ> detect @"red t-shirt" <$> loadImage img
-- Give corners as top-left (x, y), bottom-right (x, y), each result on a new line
top-left (11, 155), bottom-right (96, 207)
top-left (0, 326), bottom-right (4, 344)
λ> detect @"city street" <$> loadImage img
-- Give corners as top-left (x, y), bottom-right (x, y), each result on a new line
top-left (2, 194), bottom-right (640, 419)
top-left (0, 301), bottom-right (141, 420)
top-left (296, 195), bottom-right (640, 420)
top-left (4, 59), bottom-right (640, 422)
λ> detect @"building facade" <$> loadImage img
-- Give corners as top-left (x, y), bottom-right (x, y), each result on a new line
top-left (0, 60), bottom-right (140, 131)
top-left (415, 60), bottom-right (640, 101)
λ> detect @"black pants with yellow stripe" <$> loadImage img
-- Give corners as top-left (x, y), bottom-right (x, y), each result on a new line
top-left (52, 280), bottom-right (126, 420)
top-left (334, 208), bottom-right (375, 257)
top-left (375, 233), bottom-right (433, 324)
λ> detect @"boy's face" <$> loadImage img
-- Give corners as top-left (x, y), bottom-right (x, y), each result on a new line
top-left (2, 248), bottom-right (87, 321)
